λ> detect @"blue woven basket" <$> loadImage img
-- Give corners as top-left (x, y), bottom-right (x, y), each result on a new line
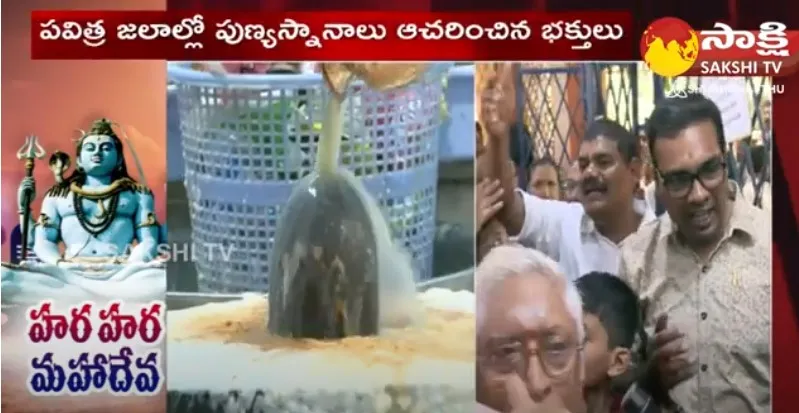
top-left (167, 63), bottom-right (451, 292)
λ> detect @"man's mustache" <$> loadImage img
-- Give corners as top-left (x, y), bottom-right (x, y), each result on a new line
top-left (581, 178), bottom-right (607, 192)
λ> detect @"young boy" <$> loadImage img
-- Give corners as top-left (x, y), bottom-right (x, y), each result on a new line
top-left (576, 272), bottom-right (655, 413)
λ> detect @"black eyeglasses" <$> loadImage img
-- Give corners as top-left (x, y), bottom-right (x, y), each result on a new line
top-left (657, 156), bottom-right (727, 198)
top-left (479, 336), bottom-right (585, 379)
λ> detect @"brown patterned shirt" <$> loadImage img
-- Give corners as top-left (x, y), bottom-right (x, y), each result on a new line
top-left (619, 193), bottom-right (771, 413)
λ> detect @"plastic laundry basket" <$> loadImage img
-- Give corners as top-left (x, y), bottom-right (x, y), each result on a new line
top-left (167, 63), bottom-right (451, 293)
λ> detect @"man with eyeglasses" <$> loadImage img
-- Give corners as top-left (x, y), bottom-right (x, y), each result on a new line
top-left (476, 245), bottom-right (587, 413)
top-left (619, 94), bottom-right (771, 413)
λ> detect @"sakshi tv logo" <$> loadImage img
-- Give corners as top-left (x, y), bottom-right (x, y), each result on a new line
top-left (640, 17), bottom-right (790, 78)
top-left (640, 17), bottom-right (700, 77)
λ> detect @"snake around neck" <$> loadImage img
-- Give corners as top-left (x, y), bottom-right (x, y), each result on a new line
top-left (66, 177), bottom-right (149, 237)
top-left (73, 192), bottom-right (120, 236)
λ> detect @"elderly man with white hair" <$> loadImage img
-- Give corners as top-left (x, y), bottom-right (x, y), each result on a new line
top-left (476, 245), bottom-right (587, 413)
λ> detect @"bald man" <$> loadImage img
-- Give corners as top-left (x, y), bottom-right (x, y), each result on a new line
top-left (476, 245), bottom-right (587, 413)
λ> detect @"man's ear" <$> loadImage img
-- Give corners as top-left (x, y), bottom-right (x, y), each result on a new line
top-left (607, 347), bottom-right (632, 379)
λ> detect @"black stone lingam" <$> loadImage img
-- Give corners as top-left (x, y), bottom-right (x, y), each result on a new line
top-left (266, 172), bottom-right (379, 339)
top-left (267, 64), bottom-right (430, 340)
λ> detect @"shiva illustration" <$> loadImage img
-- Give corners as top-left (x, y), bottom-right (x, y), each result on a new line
top-left (1, 118), bottom-right (166, 304)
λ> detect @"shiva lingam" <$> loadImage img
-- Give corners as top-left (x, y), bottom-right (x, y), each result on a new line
top-left (266, 63), bottom-right (430, 340)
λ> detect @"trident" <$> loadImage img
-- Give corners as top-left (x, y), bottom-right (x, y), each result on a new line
top-left (16, 136), bottom-right (46, 261)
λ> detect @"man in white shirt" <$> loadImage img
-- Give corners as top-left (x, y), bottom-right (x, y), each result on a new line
top-left (481, 72), bottom-right (654, 280)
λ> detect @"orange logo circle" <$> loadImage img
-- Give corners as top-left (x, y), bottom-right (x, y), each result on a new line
top-left (640, 17), bottom-right (700, 77)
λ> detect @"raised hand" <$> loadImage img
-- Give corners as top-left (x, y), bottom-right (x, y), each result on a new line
top-left (480, 63), bottom-right (515, 140)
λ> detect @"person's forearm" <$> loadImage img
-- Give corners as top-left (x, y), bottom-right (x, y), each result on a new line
top-left (489, 131), bottom-right (524, 235)
top-left (489, 128), bottom-right (510, 181)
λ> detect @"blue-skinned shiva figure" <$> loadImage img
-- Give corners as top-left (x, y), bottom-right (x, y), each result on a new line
top-left (1, 118), bottom-right (166, 304)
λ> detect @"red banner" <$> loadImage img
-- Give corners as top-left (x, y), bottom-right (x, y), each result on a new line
top-left (30, 11), bottom-right (633, 60)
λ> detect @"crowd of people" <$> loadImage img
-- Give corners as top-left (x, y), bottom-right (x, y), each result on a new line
top-left (475, 65), bottom-right (771, 413)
